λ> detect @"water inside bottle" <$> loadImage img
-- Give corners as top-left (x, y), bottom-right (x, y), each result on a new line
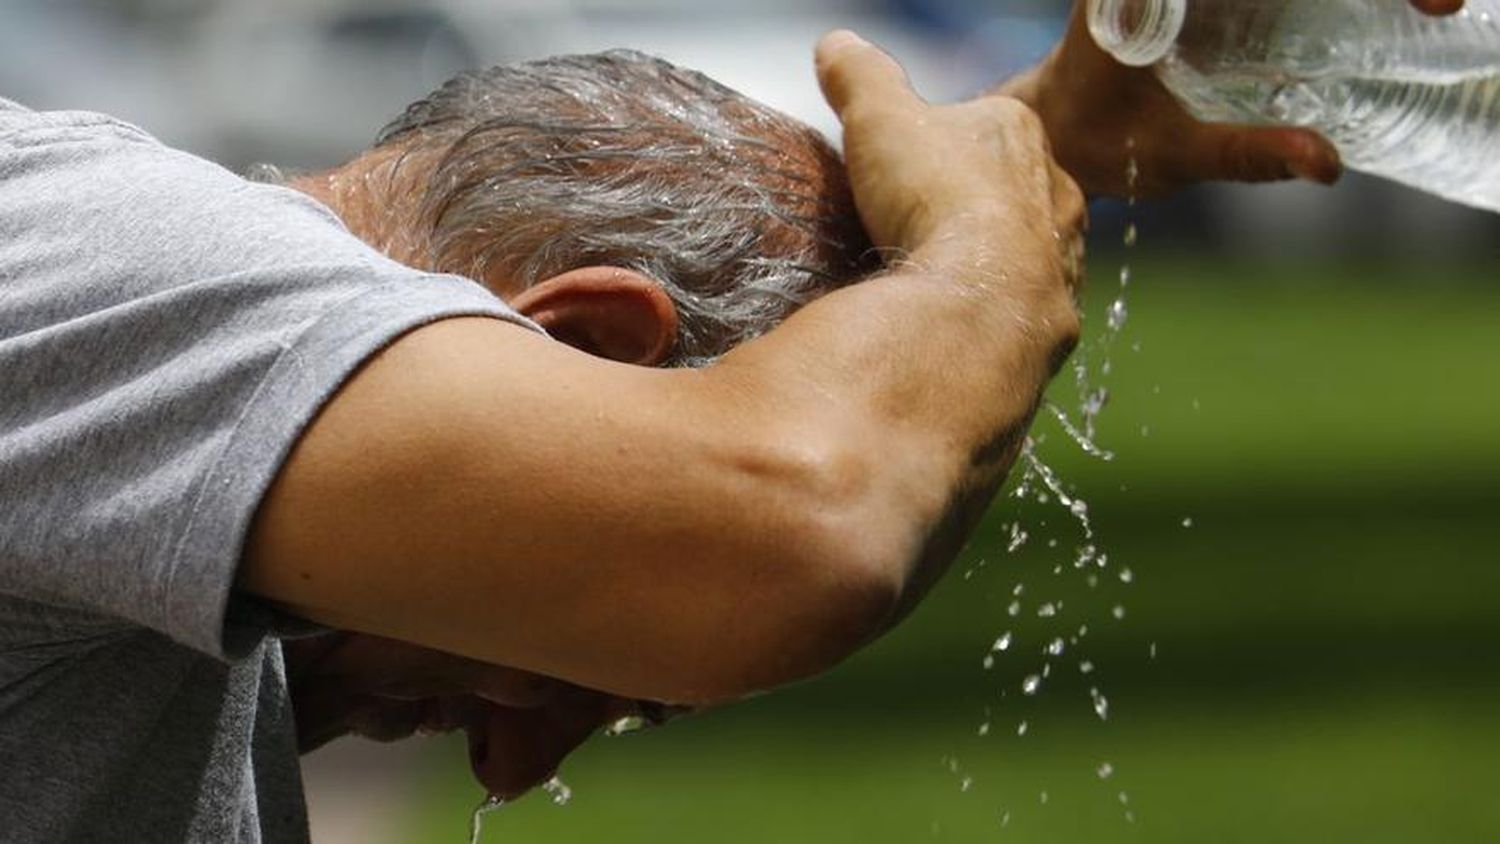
top-left (1155, 2), bottom-right (1500, 213)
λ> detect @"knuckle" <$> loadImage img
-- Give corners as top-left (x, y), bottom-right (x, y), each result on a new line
top-left (988, 96), bottom-right (1044, 136)
top-left (1062, 177), bottom-right (1088, 228)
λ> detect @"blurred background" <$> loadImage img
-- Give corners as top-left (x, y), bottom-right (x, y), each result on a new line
top-left (7, 1), bottom-right (1497, 841)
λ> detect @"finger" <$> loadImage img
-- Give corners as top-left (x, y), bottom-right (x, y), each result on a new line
top-left (1411, 0), bottom-right (1463, 15)
top-left (814, 29), bottom-right (924, 120)
top-left (346, 698), bottom-right (426, 743)
top-left (290, 685), bottom-right (364, 753)
top-left (1180, 124), bottom-right (1342, 186)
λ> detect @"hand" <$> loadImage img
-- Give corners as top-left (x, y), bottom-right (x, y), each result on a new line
top-left (998, 0), bottom-right (1466, 197)
top-left (815, 30), bottom-right (1085, 300)
top-left (282, 633), bottom-right (644, 799)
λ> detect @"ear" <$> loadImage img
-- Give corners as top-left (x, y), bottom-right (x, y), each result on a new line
top-left (508, 267), bottom-right (679, 366)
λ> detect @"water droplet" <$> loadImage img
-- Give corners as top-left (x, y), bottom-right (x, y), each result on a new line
top-left (1037, 603), bottom-right (1057, 618)
top-left (1039, 790), bottom-right (1050, 805)
top-left (982, 654), bottom-right (996, 670)
top-left (1097, 761), bottom-right (1115, 780)
top-left (605, 715), bottom-right (647, 737)
top-left (993, 632), bottom-right (1013, 652)
top-left (1139, 425), bottom-right (1150, 438)
top-left (1074, 544), bottom-right (1097, 569)
top-left (1125, 810), bottom-right (1137, 824)
top-left (1118, 790), bottom-right (1130, 806)
top-left (543, 776), bottom-right (573, 806)
top-left (1118, 265), bottom-right (1132, 287)
top-left (1086, 574), bottom-right (1099, 588)
top-left (1022, 675), bottom-right (1042, 695)
top-left (1042, 662), bottom-right (1052, 679)
top-left (1112, 604), bottom-right (1126, 620)
top-left (1045, 637), bottom-right (1066, 657)
top-left (1106, 298), bottom-right (1128, 331)
top-left (1080, 660), bottom-right (1095, 674)
top-left (1007, 523), bottom-right (1030, 553)
top-left (1000, 810), bottom-right (1011, 828)
top-left (1181, 516), bottom-right (1194, 528)
top-left (1119, 567), bottom-right (1134, 584)
top-left (978, 722), bottom-right (991, 737)
top-left (1123, 223), bottom-right (1138, 248)
top-left (1007, 600), bottom-right (1022, 618)
top-left (1092, 690), bottom-right (1111, 720)
top-left (960, 777), bottom-right (973, 793)
top-left (1149, 642), bottom-right (1158, 660)
top-left (1017, 720), bottom-right (1030, 736)
top-left (1012, 583), bottom-right (1025, 597)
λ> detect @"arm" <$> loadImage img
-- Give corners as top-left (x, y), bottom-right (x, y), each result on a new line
top-left (241, 32), bottom-right (1084, 707)
top-left (995, 0), bottom-right (1465, 197)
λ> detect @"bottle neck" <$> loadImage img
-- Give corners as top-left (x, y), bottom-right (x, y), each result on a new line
top-left (1087, 0), bottom-right (1187, 67)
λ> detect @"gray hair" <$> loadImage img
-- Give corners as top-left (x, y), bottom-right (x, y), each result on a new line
top-left (375, 50), bottom-right (874, 366)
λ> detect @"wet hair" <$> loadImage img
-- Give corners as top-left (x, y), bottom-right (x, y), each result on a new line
top-left (375, 50), bottom-right (874, 366)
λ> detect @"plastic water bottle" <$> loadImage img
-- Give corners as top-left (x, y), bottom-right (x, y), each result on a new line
top-left (1086, 0), bottom-right (1500, 212)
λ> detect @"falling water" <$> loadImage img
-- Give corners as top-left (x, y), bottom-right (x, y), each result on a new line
top-left (465, 778), bottom-right (572, 843)
top-left (467, 796), bottom-right (504, 844)
top-left (958, 140), bottom-right (1149, 830)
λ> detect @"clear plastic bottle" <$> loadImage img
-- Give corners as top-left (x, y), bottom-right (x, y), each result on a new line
top-left (1087, 0), bottom-right (1500, 212)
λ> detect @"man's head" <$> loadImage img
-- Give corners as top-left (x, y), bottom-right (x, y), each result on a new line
top-left (281, 52), bottom-right (876, 797)
top-left (296, 50), bottom-right (874, 367)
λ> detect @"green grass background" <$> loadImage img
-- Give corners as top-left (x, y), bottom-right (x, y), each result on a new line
top-left (404, 255), bottom-right (1500, 843)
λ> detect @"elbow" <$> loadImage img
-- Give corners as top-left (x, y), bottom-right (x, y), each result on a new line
top-left (664, 437), bottom-right (916, 706)
top-left (670, 550), bottom-right (903, 708)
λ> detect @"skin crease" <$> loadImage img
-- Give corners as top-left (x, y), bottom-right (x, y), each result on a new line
top-left (267, 0), bottom-right (1465, 802)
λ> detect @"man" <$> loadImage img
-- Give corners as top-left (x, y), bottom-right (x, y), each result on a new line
top-left (1, 37), bottom-right (1080, 841)
top-left (0, 2), bottom-right (1462, 841)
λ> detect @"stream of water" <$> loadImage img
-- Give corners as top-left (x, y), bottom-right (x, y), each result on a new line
top-left (958, 146), bottom-right (1146, 829)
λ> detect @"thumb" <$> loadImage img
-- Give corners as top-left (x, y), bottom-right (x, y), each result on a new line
top-left (814, 29), bottom-right (923, 120)
top-left (1181, 123), bottom-right (1343, 186)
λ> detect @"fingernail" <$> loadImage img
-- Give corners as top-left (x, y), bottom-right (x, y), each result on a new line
top-left (822, 30), bottom-right (867, 52)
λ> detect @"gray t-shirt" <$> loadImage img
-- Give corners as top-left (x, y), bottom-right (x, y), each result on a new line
top-left (0, 97), bottom-right (537, 841)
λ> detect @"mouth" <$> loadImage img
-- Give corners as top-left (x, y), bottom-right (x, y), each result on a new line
top-left (465, 704), bottom-right (556, 801)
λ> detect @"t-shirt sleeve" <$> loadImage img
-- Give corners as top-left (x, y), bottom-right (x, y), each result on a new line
top-left (0, 108), bottom-right (542, 659)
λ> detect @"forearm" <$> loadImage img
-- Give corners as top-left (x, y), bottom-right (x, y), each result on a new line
top-left (246, 34), bottom-right (1083, 709)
